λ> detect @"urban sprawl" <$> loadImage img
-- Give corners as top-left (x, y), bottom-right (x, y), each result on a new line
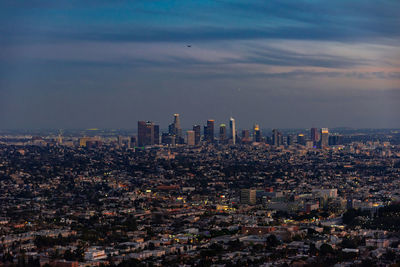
top-left (1, 114), bottom-right (400, 267)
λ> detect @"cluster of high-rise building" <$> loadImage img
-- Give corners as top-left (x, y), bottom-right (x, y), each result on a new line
top-left (138, 114), bottom-right (237, 147)
top-left (137, 114), bottom-right (336, 148)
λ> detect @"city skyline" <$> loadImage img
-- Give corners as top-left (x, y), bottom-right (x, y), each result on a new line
top-left (135, 114), bottom-right (337, 148)
top-left (0, 1), bottom-right (399, 129)
top-left (1, 112), bottom-right (400, 131)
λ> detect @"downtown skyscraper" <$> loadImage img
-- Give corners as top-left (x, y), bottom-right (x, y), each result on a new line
top-left (311, 127), bottom-right (320, 145)
top-left (186, 130), bottom-right (195, 146)
top-left (168, 114), bottom-right (183, 144)
top-left (205, 120), bottom-right (215, 143)
top-left (193, 125), bottom-right (201, 145)
top-left (138, 121), bottom-right (158, 146)
top-left (219, 124), bottom-right (227, 143)
top-left (230, 117), bottom-right (236, 145)
top-left (253, 124), bottom-right (261, 142)
top-left (320, 128), bottom-right (329, 148)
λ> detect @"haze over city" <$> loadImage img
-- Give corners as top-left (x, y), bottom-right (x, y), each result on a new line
top-left (1, 0), bottom-right (400, 129)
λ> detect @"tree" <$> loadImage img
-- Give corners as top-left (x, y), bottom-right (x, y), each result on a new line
top-left (64, 249), bottom-right (75, 261)
top-left (267, 234), bottom-right (280, 247)
top-left (323, 226), bottom-right (331, 234)
top-left (17, 255), bottom-right (26, 267)
top-left (341, 237), bottom-right (361, 249)
top-left (148, 242), bottom-right (155, 250)
top-left (3, 252), bottom-right (13, 263)
top-left (320, 243), bottom-right (334, 255)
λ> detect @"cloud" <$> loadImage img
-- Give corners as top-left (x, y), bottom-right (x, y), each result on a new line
top-left (1, 0), bottom-right (399, 45)
top-left (0, 0), bottom-right (399, 128)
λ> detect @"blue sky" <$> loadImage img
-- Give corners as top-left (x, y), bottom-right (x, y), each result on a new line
top-left (0, 0), bottom-right (399, 129)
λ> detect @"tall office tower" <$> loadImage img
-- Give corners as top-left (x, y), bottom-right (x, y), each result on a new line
top-left (253, 124), bottom-right (261, 142)
top-left (168, 114), bottom-right (183, 144)
top-left (242, 129), bottom-right (250, 143)
top-left (320, 128), bottom-right (329, 148)
top-left (193, 125), bottom-right (201, 145)
top-left (287, 135), bottom-right (294, 146)
top-left (186, 130), bottom-right (195, 146)
top-left (219, 124), bottom-right (227, 143)
top-left (272, 129), bottom-right (279, 146)
top-left (329, 134), bottom-right (342, 146)
top-left (311, 128), bottom-right (320, 144)
top-left (297, 133), bottom-right (306, 145)
top-left (174, 113), bottom-right (181, 129)
top-left (229, 117), bottom-right (236, 145)
top-left (173, 113), bottom-right (182, 139)
top-left (329, 134), bottom-right (341, 146)
top-left (240, 189), bottom-right (257, 205)
top-left (138, 121), bottom-right (155, 146)
top-left (206, 119), bottom-right (215, 143)
top-left (278, 132), bottom-right (283, 146)
top-left (154, 125), bottom-right (160, 145)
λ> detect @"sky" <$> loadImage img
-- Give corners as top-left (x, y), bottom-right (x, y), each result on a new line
top-left (0, 0), bottom-right (399, 130)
